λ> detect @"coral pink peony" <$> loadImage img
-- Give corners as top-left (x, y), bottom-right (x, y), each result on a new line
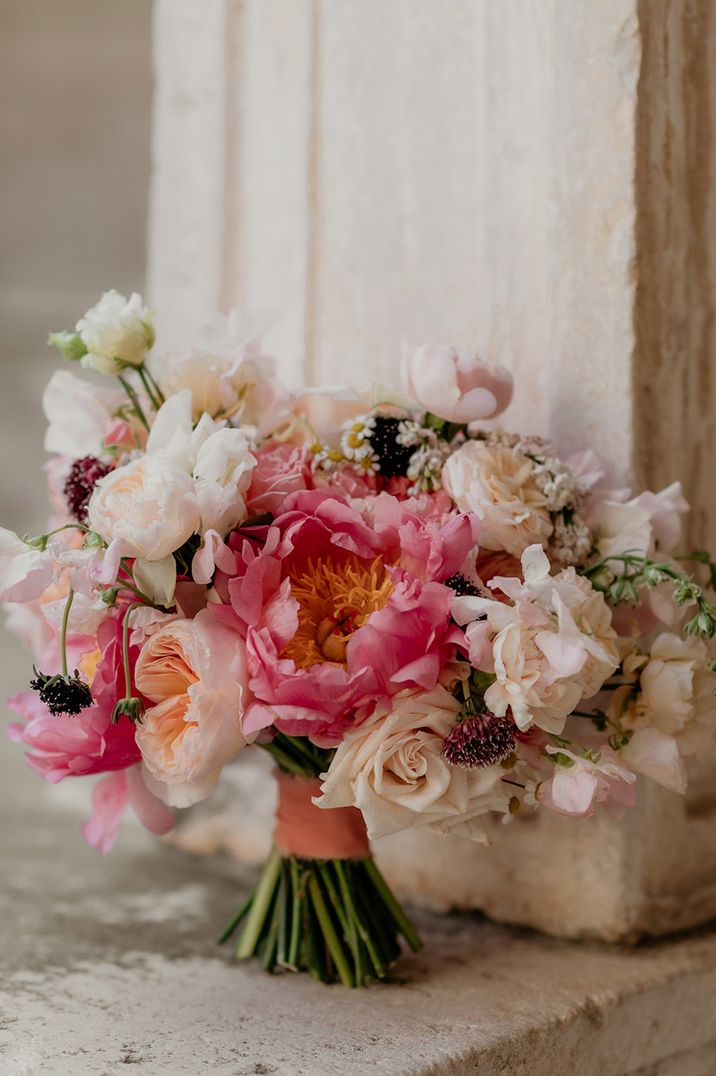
top-left (246, 442), bottom-right (312, 516)
top-left (222, 490), bottom-right (477, 743)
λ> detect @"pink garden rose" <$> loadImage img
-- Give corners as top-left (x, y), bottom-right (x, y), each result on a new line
top-left (220, 490), bottom-right (478, 743)
top-left (402, 345), bottom-right (513, 424)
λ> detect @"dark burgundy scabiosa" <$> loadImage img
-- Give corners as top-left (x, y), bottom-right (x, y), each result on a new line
top-left (442, 713), bottom-right (516, 768)
top-left (64, 455), bottom-right (112, 523)
top-left (30, 668), bottom-right (93, 716)
top-left (366, 416), bottom-right (415, 478)
top-left (444, 573), bottom-right (484, 598)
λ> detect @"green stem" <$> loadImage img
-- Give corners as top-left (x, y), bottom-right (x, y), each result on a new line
top-left (118, 374), bottom-right (150, 432)
top-left (235, 847), bottom-right (282, 959)
top-left (216, 891), bottom-right (254, 944)
top-left (137, 365), bottom-right (162, 411)
top-left (287, 858), bottom-right (302, 970)
top-left (258, 741), bottom-right (312, 778)
top-left (335, 860), bottom-right (385, 978)
top-left (60, 587), bottom-right (75, 677)
top-left (142, 364), bottom-right (166, 405)
top-left (307, 873), bottom-right (354, 988)
top-left (363, 858), bottom-right (423, 952)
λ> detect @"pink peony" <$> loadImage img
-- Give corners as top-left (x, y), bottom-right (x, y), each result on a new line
top-left (246, 442), bottom-right (313, 516)
top-left (222, 490), bottom-right (477, 743)
top-left (81, 765), bottom-right (174, 854)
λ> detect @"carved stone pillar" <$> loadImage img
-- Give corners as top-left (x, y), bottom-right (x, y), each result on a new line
top-left (149, 0), bottom-right (716, 939)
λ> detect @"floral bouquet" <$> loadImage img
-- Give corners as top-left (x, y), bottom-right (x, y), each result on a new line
top-left (4, 291), bottom-right (715, 987)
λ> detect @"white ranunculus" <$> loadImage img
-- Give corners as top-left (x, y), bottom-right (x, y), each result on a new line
top-left (87, 454), bottom-right (200, 561)
top-left (316, 686), bottom-right (510, 841)
top-left (442, 441), bottom-right (553, 558)
top-left (42, 370), bottom-right (126, 457)
top-left (76, 290), bottom-right (154, 376)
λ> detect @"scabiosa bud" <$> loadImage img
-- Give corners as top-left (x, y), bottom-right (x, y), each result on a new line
top-left (30, 668), bottom-right (93, 716)
top-left (442, 713), bottom-right (516, 768)
top-left (366, 416), bottom-right (415, 477)
top-left (64, 455), bottom-right (113, 523)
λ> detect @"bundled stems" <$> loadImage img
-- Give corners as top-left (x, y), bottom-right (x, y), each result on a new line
top-left (219, 848), bottom-right (422, 987)
top-left (219, 733), bottom-right (423, 986)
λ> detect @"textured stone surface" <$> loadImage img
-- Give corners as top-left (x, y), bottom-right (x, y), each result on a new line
top-left (4, 699), bottom-right (716, 1076)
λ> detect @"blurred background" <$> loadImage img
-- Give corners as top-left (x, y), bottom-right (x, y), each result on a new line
top-left (0, 0), bottom-right (152, 537)
top-left (0, 1), bottom-right (152, 821)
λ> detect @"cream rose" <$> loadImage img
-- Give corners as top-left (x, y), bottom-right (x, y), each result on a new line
top-left (316, 686), bottom-right (510, 840)
top-left (88, 454), bottom-right (200, 561)
top-left (442, 441), bottom-right (553, 557)
top-left (76, 290), bottom-right (154, 376)
top-left (134, 610), bottom-right (251, 807)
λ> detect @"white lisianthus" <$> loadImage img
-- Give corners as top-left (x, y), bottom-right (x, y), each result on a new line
top-left (77, 290), bottom-right (154, 376)
top-left (442, 441), bottom-right (553, 557)
top-left (316, 686), bottom-right (511, 841)
top-left (88, 454), bottom-right (200, 562)
top-left (453, 545), bottom-right (619, 734)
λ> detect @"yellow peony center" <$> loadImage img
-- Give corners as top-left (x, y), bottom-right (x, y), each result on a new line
top-left (283, 555), bottom-right (393, 669)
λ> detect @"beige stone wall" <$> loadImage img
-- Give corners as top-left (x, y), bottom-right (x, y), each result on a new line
top-left (151, 0), bottom-right (716, 940)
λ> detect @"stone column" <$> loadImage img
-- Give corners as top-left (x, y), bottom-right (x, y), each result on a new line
top-left (149, 0), bottom-right (716, 940)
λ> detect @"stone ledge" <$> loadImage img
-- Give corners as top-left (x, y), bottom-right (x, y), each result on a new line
top-left (3, 753), bottom-right (716, 1076)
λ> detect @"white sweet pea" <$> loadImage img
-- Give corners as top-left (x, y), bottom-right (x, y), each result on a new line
top-left (145, 389), bottom-right (256, 536)
top-left (77, 290), bottom-right (154, 376)
top-left (590, 481), bottom-right (689, 560)
top-left (0, 529), bottom-right (55, 603)
top-left (43, 370), bottom-right (126, 457)
top-left (133, 555), bottom-right (177, 607)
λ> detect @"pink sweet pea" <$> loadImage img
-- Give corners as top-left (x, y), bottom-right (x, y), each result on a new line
top-left (223, 490), bottom-right (475, 743)
top-left (401, 345), bottom-right (513, 424)
top-left (539, 746), bottom-right (637, 818)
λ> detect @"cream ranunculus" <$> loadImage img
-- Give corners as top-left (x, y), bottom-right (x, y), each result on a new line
top-left (87, 453), bottom-right (200, 561)
top-left (442, 441), bottom-right (553, 557)
top-left (316, 686), bottom-right (510, 841)
top-left (134, 610), bottom-right (251, 807)
top-left (76, 290), bottom-right (154, 376)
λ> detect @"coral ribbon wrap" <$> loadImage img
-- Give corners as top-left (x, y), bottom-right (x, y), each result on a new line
top-left (273, 769), bottom-right (370, 860)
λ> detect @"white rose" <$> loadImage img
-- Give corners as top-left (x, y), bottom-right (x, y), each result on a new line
top-left (88, 454), bottom-right (200, 561)
top-left (134, 611), bottom-right (250, 807)
top-left (77, 290), bottom-right (154, 376)
top-left (442, 441), bottom-right (553, 557)
top-left (316, 686), bottom-right (510, 841)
